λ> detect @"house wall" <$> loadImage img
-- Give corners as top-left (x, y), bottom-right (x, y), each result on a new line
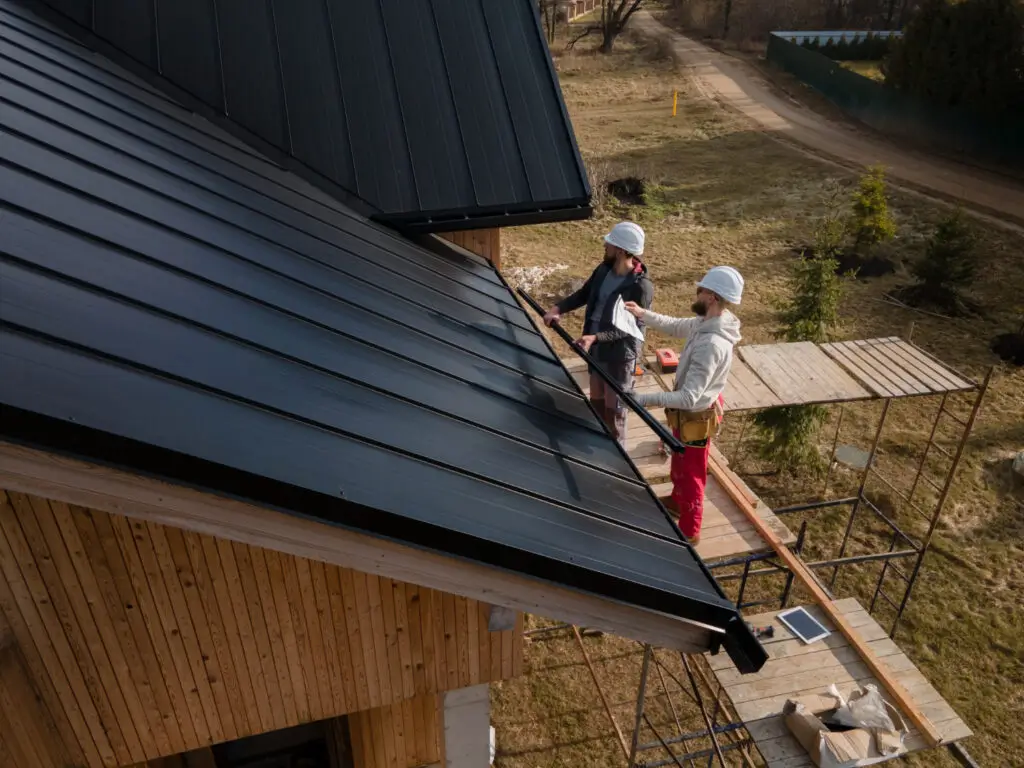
top-left (348, 692), bottom-right (443, 768)
top-left (0, 608), bottom-right (74, 768)
top-left (439, 228), bottom-right (502, 269)
top-left (0, 489), bottom-right (523, 768)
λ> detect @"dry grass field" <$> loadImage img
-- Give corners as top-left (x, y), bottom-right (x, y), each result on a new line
top-left (489, 24), bottom-right (1024, 768)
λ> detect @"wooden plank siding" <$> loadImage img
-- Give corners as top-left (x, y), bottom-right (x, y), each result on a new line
top-left (0, 489), bottom-right (520, 767)
top-left (438, 229), bottom-right (501, 269)
top-left (0, 607), bottom-right (75, 768)
top-left (349, 693), bottom-right (443, 768)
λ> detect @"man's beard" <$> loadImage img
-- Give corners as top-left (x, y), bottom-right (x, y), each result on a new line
top-left (691, 300), bottom-right (708, 316)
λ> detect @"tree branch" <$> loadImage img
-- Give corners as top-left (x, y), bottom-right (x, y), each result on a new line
top-left (619, 0), bottom-right (644, 28)
top-left (566, 23), bottom-right (600, 49)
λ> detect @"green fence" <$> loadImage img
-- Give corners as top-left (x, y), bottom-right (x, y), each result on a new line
top-left (767, 34), bottom-right (1023, 169)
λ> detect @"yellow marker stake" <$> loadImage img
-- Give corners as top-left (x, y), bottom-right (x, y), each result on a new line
top-left (672, 90), bottom-right (677, 116)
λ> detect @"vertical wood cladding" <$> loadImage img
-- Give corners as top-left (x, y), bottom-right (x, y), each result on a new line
top-left (0, 489), bottom-right (522, 766)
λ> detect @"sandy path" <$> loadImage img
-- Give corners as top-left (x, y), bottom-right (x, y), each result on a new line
top-left (631, 11), bottom-right (1024, 229)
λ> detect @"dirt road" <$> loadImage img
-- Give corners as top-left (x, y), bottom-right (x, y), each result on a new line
top-left (632, 11), bottom-right (1024, 228)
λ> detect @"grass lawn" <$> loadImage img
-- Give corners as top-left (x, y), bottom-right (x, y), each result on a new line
top-left (490, 27), bottom-right (1024, 768)
top-left (840, 60), bottom-right (886, 82)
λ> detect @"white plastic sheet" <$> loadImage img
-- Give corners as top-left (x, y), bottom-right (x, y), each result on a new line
top-left (611, 296), bottom-right (645, 341)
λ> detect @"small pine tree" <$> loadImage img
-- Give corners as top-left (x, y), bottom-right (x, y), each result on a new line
top-left (900, 209), bottom-right (979, 314)
top-left (752, 208), bottom-right (847, 473)
top-left (849, 165), bottom-right (896, 254)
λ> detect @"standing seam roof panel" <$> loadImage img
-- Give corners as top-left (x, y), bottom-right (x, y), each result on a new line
top-left (1, 208), bottom-right (630, 474)
top-left (378, 0), bottom-right (473, 213)
top-left (1, 262), bottom-right (666, 535)
top-left (267, 0), bottom-right (352, 188)
top-left (27, 0), bottom-right (591, 227)
top-left (328, 0), bottom-right (417, 213)
top-left (482, 1), bottom-right (580, 205)
top-left (430, 0), bottom-right (531, 208)
top-left (0, 141), bottom-right (566, 387)
top-left (94, 0), bottom-right (156, 69)
top-left (213, 0), bottom-right (289, 150)
top-left (0, 23), bottom-right (373, 218)
top-left (153, 0), bottom-right (224, 113)
top-left (0, 8), bottom-right (264, 157)
top-left (2, 89), bottom-right (519, 311)
top-left (0, 91), bottom-right (512, 317)
top-left (0, 181), bottom-right (601, 441)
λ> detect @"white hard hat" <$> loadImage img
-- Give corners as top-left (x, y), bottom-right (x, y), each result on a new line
top-left (698, 266), bottom-right (744, 305)
top-left (603, 221), bottom-right (645, 256)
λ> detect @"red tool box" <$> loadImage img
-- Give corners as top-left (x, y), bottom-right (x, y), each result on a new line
top-left (655, 348), bottom-right (679, 372)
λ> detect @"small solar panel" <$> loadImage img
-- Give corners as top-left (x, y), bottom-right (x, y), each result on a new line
top-left (777, 607), bottom-right (831, 644)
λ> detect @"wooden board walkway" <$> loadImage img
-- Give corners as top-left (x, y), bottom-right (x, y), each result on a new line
top-left (559, 337), bottom-right (973, 415)
top-left (562, 358), bottom-right (796, 561)
top-left (707, 598), bottom-right (972, 767)
top-left (649, 481), bottom-right (795, 561)
top-left (820, 337), bottom-right (974, 398)
top-left (738, 342), bottom-right (873, 406)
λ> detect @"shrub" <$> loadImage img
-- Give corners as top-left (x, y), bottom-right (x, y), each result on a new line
top-left (849, 165), bottom-right (896, 254)
top-left (898, 209), bottom-right (980, 315)
top-left (752, 207), bottom-right (847, 473)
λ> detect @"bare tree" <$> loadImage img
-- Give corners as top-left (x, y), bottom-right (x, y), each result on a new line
top-left (568, 0), bottom-right (645, 53)
top-left (722, 0), bottom-right (733, 38)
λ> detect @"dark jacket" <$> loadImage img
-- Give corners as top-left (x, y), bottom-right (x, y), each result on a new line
top-left (557, 259), bottom-right (654, 364)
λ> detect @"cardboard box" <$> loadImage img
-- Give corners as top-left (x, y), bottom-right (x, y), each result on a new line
top-left (783, 687), bottom-right (907, 768)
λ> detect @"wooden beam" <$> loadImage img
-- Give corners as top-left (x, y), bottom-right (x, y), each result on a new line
top-left (0, 442), bottom-right (716, 655)
top-left (705, 454), bottom-right (944, 747)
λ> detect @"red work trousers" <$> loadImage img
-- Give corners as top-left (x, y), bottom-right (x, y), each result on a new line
top-left (670, 395), bottom-right (723, 540)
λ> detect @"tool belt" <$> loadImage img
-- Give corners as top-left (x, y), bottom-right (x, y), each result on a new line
top-left (665, 404), bottom-right (722, 443)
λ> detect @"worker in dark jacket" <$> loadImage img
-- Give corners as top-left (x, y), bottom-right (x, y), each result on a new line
top-left (544, 221), bottom-right (654, 447)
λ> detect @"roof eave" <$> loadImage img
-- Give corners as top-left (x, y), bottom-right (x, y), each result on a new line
top-left (0, 412), bottom-right (763, 670)
top-left (0, 435), bottom-right (740, 659)
top-left (378, 200), bottom-right (594, 234)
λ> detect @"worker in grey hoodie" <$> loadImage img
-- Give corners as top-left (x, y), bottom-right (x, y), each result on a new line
top-left (623, 266), bottom-right (744, 545)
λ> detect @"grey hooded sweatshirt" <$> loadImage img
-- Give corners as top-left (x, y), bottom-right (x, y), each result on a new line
top-left (634, 310), bottom-right (742, 412)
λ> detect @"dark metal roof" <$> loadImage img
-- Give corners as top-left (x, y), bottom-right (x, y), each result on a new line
top-left (17, 0), bottom-right (592, 231)
top-left (0, 1), bottom-right (763, 672)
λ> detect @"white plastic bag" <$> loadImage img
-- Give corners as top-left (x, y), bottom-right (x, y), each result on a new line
top-left (830, 684), bottom-right (897, 732)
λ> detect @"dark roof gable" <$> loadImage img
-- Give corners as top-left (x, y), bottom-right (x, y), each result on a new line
top-left (19, 0), bottom-right (592, 231)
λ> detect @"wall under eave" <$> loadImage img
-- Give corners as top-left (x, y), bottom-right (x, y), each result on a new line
top-left (348, 692), bottom-right (444, 768)
top-left (439, 228), bottom-right (502, 270)
top-left (0, 489), bottom-right (523, 768)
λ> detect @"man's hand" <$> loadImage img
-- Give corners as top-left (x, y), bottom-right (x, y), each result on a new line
top-left (543, 307), bottom-right (561, 327)
top-left (575, 334), bottom-right (597, 353)
top-left (623, 301), bottom-right (646, 319)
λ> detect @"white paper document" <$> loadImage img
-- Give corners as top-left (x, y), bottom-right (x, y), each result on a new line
top-left (611, 296), bottom-right (645, 341)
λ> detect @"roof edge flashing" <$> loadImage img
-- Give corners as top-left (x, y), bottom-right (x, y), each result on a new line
top-left (0, 409), bottom-right (743, 634)
top-left (721, 615), bottom-right (769, 674)
top-left (383, 202), bottom-right (594, 234)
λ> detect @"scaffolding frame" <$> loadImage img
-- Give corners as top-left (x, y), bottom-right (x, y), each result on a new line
top-left (525, 345), bottom-right (992, 767)
top-left (715, 364), bottom-right (992, 641)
